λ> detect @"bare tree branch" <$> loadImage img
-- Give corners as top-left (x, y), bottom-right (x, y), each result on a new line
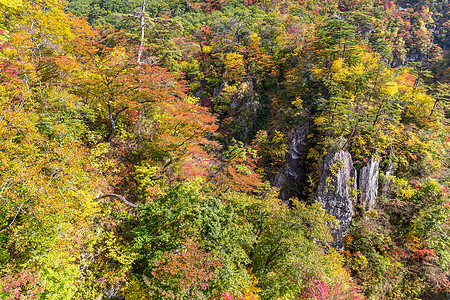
top-left (93, 193), bottom-right (137, 208)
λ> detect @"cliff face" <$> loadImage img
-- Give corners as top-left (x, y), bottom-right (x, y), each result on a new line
top-left (273, 127), bottom-right (385, 250)
top-left (381, 163), bottom-right (395, 197)
top-left (359, 157), bottom-right (380, 211)
top-left (316, 150), bottom-right (357, 250)
top-left (273, 125), bottom-right (309, 203)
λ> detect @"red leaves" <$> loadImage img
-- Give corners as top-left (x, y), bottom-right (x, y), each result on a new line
top-left (221, 292), bottom-right (238, 300)
top-left (413, 248), bottom-right (436, 260)
top-left (300, 279), bottom-right (329, 300)
top-left (1, 267), bottom-right (44, 300)
top-left (314, 279), bottom-right (329, 300)
top-left (188, 0), bottom-right (227, 13)
top-left (243, 0), bottom-right (257, 6)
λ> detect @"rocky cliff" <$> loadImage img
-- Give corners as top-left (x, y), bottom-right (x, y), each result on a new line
top-left (316, 150), bottom-right (357, 250)
top-left (273, 125), bottom-right (309, 203)
top-left (359, 157), bottom-right (380, 211)
top-left (273, 128), bottom-right (385, 249)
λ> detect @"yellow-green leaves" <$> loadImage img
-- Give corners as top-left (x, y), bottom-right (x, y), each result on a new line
top-left (0, 0), bottom-right (21, 8)
top-left (224, 52), bottom-right (247, 82)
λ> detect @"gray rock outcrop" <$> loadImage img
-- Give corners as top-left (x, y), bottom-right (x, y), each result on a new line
top-left (359, 157), bottom-right (380, 211)
top-left (381, 163), bottom-right (395, 197)
top-left (273, 168), bottom-right (298, 203)
top-left (317, 150), bottom-right (357, 250)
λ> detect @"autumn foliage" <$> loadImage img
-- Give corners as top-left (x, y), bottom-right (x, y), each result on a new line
top-left (0, 0), bottom-right (449, 299)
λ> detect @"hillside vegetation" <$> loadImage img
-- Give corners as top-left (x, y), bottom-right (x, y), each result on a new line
top-left (0, 0), bottom-right (449, 299)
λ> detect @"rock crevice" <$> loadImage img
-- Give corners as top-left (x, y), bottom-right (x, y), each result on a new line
top-left (273, 125), bottom-right (309, 203)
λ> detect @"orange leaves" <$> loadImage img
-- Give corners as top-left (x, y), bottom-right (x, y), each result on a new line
top-left (247, 33), bottom-right (276, 82)
top-left (212, 140), bottom-right (263, 193)
top-left (68, 36), bottom-right (189, 141)
top-left (188, 0), bottom-right (228, 13)
top-left (138, 66), bottom-right (187, 103)
top-left (412, 248), bottom-right (436, 260)
top-left (151, 240), bottom-right (222, 297)
top-left (147, 96), bottom-right (219, 185)
top-left (225, 162), bottom-right (262, 193)
top-left (154, 98), bottom-right (217, 152)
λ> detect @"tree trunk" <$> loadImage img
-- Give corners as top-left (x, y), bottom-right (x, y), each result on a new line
top-left (107, 103), bottom-right (115, 142)
top-left (137, 0), bottom-right (146, 64)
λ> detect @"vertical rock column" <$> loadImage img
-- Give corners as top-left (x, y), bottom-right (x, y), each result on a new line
top-left (317, 150), bottom-right (357, 250)
top-left (359, 157), bottom-right (380, 211)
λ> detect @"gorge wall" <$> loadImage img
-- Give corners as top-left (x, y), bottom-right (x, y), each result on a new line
top-left (316, 150), bottom-right (357, 250)
top-left (274, 132), bottom-right (386, 250)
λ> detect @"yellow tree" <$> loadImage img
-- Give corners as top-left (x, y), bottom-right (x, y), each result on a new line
top-left (0, 1), bottom-right (112, 298)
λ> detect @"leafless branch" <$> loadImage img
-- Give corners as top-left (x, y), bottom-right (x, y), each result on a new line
top-left (94, 193), bottom-right (137, 208)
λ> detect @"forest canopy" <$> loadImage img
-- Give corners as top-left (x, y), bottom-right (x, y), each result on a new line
top-left (0, 0), bottom-right (449, 299)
